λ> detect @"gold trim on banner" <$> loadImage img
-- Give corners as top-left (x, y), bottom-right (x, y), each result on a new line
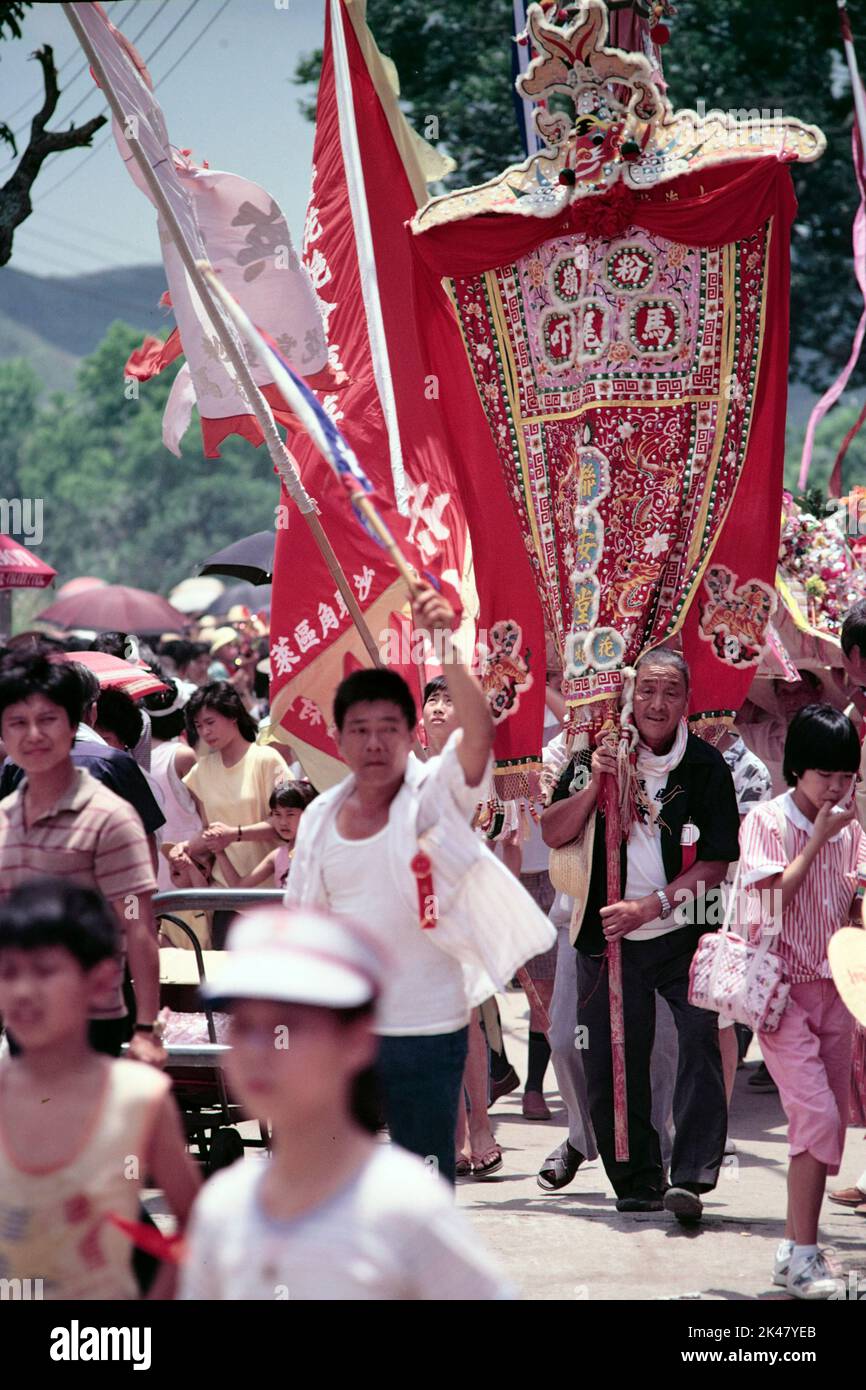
top-left (486, 272), bottom-right (548, 579)
top-left (518, 394), bottom-right (720, 428)
top-left (684, 243), bottom-right (738, 575)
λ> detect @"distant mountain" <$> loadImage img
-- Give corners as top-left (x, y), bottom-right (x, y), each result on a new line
top-left (0, 308), bottom-right (79, 393)
top-left (0, 263), bottom-right (167, 391)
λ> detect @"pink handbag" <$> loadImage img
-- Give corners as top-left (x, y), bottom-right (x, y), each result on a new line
top-left (688, 913), bottom-right (790, 1033)
top-left (688, 803), bottom-right (791, 1034)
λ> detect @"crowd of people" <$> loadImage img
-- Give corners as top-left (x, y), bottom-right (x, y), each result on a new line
top-left (0, 585), bottom-right (865, 1300)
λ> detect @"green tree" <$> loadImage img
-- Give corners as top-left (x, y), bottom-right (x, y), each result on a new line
top-left (294, 0), bottom-right (864, 389)
top-left (2, 323), bottom-right (280, 595)
top-left (784, 397), bottom-right (866, 499)
top-left (0, 355), bottom-right (40, 483)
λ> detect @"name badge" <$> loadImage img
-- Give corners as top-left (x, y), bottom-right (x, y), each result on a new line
top-left (680, 821), bottom-right (699, 847)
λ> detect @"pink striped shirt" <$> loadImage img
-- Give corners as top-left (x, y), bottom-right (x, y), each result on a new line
top-left (0, 768), bottom-right (157, 1017)
top-left (739, 792), bottom-right (866, 984)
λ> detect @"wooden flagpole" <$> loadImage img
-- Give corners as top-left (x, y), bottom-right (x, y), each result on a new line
top-left (603, 770), bottom-right (629, 1162)
top-left (198, 265), bottom-right (426, 609)
top-left (63, 2), bottom-right (383, 671)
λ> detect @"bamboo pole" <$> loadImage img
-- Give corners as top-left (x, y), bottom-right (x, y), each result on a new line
top-left (604, 769), bottom-right (629, 1163)
top-left (353, 494), bottom-right (421, 598)
top-left (199, 263), bottom-right (424, 614)
top-left (63, 3), bottom-right (383, 671)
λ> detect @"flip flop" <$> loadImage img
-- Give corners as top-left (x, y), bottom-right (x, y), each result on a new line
top-left (471, 1147), bottom-right (503, 1179)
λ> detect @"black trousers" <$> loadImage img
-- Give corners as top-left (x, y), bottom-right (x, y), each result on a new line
top-left (577, 924), bottom-right (726, 1199)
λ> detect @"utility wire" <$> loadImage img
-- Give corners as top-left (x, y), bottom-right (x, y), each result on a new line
top-left (1, 1), bottom-right (128, 126)
top-left (1, 1), bottom-right (145, 158)
top-left (34, 0), bottom-right (217, 200)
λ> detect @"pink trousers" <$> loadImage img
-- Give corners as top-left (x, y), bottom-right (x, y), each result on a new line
top-left (760, 980), bottom-right (854, 1175)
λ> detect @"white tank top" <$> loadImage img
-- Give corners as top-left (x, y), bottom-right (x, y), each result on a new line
top-left (0, 1059), bottom-right (170, 1299)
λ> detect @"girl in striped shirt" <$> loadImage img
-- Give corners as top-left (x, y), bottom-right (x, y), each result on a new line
top-left (739, 703), bottom-right (865, 1300)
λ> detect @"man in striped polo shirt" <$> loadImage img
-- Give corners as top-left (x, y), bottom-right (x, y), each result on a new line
top-left (0, 653), bottom-right (163, 1065)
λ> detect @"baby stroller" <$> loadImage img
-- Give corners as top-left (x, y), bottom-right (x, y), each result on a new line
top-left (155, 890), bottom-right (278, 1173)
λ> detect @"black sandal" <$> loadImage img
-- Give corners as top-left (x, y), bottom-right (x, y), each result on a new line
top-left (536, 1140), bottom-right (584, 1191)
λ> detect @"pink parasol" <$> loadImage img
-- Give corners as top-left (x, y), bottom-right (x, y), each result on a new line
top-left (58, 650), bottom-right (168, 700)
top-left (38, 584), bottom-right (187, 634)
top-left (56, 576), bottom-right (107, 599)
top-left (0, 536), bottom-right (57, 590)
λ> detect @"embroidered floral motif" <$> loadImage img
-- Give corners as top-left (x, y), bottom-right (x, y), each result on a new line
top-left (697, 564), bottom-right (776, 667)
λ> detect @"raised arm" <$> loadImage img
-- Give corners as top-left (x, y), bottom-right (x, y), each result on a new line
top-left (751, 803), bottom-right (857, 912)
top-left (413, 583), bottom-right (493, 788)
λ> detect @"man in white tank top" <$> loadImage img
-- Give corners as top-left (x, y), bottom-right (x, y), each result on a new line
top-left (286, 585), bottom-right (495, 1183)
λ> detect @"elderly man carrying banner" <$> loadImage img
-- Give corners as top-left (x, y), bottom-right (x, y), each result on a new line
top-left (542, 650), bottom-right (740, 1221)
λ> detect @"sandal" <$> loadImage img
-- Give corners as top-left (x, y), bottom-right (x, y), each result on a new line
top-left (828, 1186), bottom-right (866, 1207)
top-left (455, 1157), bottom-right (472, 1178)
top-left (471, 1146), bottom-right (503, 1179)
top-left (537, 1140), bottom-right (584, 1192)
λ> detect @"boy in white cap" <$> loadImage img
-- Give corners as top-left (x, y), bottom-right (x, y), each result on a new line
top-left (179, 906), bottom-right (513, 1301)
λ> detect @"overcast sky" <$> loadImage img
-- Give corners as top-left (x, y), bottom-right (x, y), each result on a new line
top-left (2, 0), bottom-right (325, 279)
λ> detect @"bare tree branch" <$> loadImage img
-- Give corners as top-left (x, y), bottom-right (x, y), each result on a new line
top-left (0, 44), bottom-right (107, 266)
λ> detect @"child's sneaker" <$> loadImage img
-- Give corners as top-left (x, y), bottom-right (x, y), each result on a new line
top-left (787, 1250), bottom-right (843, 1300)
top-left (772, 1248), bottom-right (791, 1288)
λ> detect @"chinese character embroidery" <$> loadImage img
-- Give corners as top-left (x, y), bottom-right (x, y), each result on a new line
top-left (318, 602), bottom-right (339, 637)
top-left (353, 566), bottom-right (374, 603)
top-left (294, 620), bottom-right (320, 654)
top-left (231, 199), bottom-right (290, 283)
top-left (271, 636), bottom-right (301, 675)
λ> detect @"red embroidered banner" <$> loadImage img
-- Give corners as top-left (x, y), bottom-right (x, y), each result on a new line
top-left (410, 159), bottom-right (797, 735)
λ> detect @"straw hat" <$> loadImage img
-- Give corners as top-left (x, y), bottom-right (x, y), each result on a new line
top-left (208, 626), bottom-right (239, 655)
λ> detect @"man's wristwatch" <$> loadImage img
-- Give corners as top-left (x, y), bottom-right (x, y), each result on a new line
top-left (134, 1021), bottom-right (164, 1042)
top-left (655, 888), bottom-right (673, 920)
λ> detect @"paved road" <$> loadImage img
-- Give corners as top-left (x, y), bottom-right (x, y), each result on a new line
top-left (457, 989), bottom-right (866, 1301)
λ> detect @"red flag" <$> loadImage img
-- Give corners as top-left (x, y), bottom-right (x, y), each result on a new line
top-left (269, 0), bottom-right (546, 793)
top-left (681, 170), bottom-right (796, 731)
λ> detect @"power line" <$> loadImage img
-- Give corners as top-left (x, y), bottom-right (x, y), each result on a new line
top-left (1, 1), bottom-right (143, 158)
top-left (142, 0), bottom-right (229, 89)
top-left (24, 0), bottom-right (173, 142)
top-left (1, 1), bottom-right (128, 127)
top-left (33, 0), bottom-right (209, 200)
top-left (33, 209), bottom-right (156, 259)
top-left (2, 262), bottom-right (165, 318)
top-left (14, 224), bottom-right (145, 270)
